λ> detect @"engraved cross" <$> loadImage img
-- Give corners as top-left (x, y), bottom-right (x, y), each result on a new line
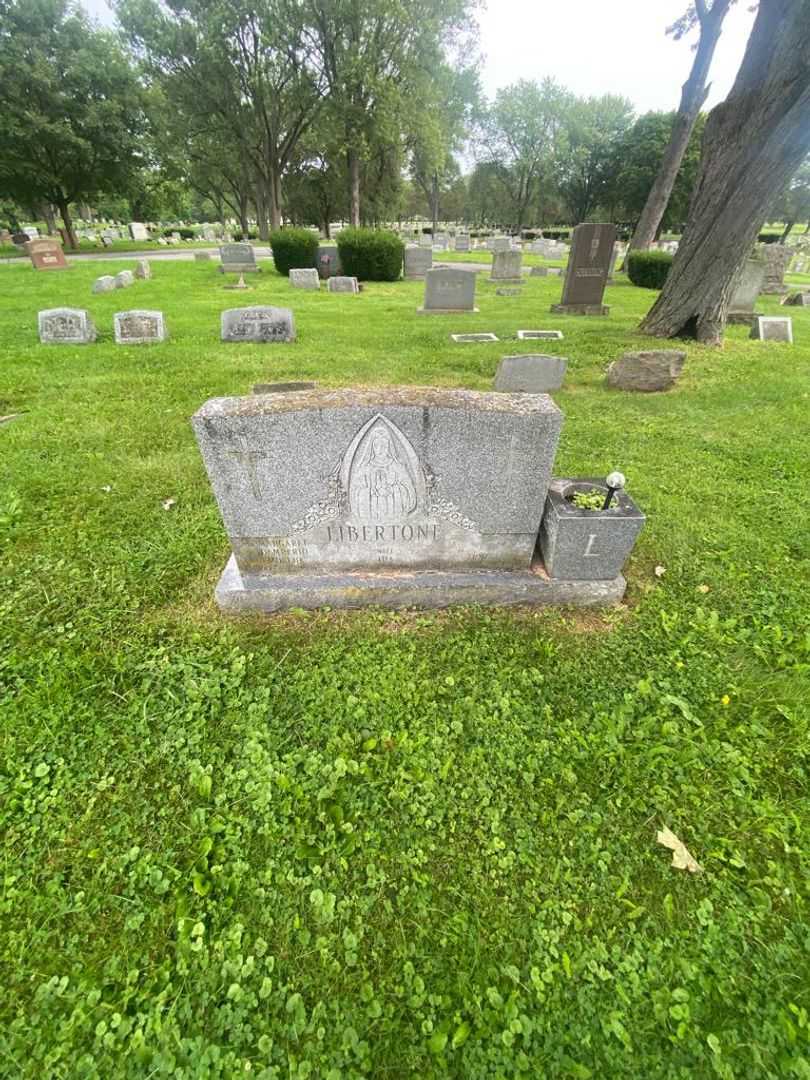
top-left (226, 437), bottom-right (267, 500)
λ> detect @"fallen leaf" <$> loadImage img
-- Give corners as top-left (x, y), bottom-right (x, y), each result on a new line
top-left (162, 498), bottom-right (176, 511)
top-left (0, 413), bottom-right (21, 426)
top-left (697, 584), bottom-right (711, 593)
top-left (101, 485), bottom-right (112, 493)
top-left (654, 565), bottom-right (667, 578)
top-left (657, 826), bottom-right (702, 873)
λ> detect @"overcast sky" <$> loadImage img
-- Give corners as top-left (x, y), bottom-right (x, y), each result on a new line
top-left (83, 0), bottom-right (756, 115)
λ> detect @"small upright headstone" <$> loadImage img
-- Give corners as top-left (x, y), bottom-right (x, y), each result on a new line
top-left (760, 244), bottom-right (791, 294)
top-left (134, 259), bottom-right (151, 279)
top-left (494, 354), bottom-right (567, 393)
top-left (455, 234), bottom-right (470, 252)
top-left (115, 270), bottom-right (135, 288)
top-left (195, 251), bottom-right (212, 262)
top-left (551, 223), bottom-right (616, 316)
top-left (38, 308), bottom-right (96, 344)
top-left (490, 237), bottom-right (510, 253)
top-left (129, 222), bottom-right (149, 241)
top-left (606, 350), bottom-right (686, 392)
top-left (749, 316), bottom-right (793, 343)
top-left (317, 244), bottom-right (341, 279)
top-left (328, 276), bottom-right (359, 293)
top-left (530, 266), bottom-right (548, 277)
top-left (783, 292), bottom-right (810, 307)
top-left (404, 246), bottom-right (432, 279)
top-left (114, 310), bottom-right (168, 344)
top-left (728, 258), bottom-right (766, 323)
top-left (219, 243), bottom-right (259, 274)
top-left (221, 306), bottom-right (296, 343)
top-left (289, 268), bottom-right (320, 290)
top-left (92, 275), bottom-right (116, 294)
top-left (26, 237), bottom-right (68, 271)
top-left (418, 267), bottom-right (478, 314)
top-left (490, 250), bottom-right (523, 283)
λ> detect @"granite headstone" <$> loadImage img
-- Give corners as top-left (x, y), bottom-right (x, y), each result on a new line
top-left (418, 267), bottom-right (478, 314)
top-left (219, 243), bottom-right (259, 274)
top-left (494, 354), bottom-right (567, 393)
top-left (38, 308), bottom-right (96, 344)
top-left (114, 310), bottom-right (168, 344)
top-left (551, 223), bottom-right (616, 315)
top-left (221, 306), bottom-right (296, 343)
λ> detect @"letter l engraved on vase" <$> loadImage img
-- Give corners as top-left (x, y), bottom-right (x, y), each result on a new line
top-left (583, 533), bottom-right (601, 558)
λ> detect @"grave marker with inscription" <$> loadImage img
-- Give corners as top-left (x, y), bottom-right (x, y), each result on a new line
top-left (551, 222), bottom-right (615, 316)
top-left (221, 306), bottom-right (296, 343)
top-left (728, 258), bottom-right (765, 323)
top-left (494, 354), bottom-right (567, 393)
top-left (328, 276), bottom-right (360, 293)
top-left (26, 237), bottom-right (68, 271)
top-left (219, 243), bottom-right (259, 274)
top-left (404, 246), bottom-right (432, 279)
top-left (289, 268), bottom-right (320, 290)
top-left (38, 308), bottom-right (96, 344)
top-left (192, 386), bottom-right (631, 610)
top-left (490, 250), bottom-right (523, 283)
top-left (317, 244), bottom-right (341, 278)
top-left (750, 316), bottom-right (793, 343)
top-left (129, 222), bottom-right (149, 241)
top-left (418, 267), bottom-right (478, 314)
top-left (760, 244), bottom-right (791, 294)
top-left (114, 310), bottom-right (168, 344)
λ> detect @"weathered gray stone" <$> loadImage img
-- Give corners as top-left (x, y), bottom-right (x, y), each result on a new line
top-left (606, 350), bottom-right (686, 392)
top-left (530, 266), bottom-right (548, 277)
top-left (219, 242), bottom-right (259, 274)
top-left (290, 268), bottom-right (320, 290)
top-left (194, 251), bottom-right (212, 262)
top-left (495, 287), bottom-right (522, 297)
top-left (221, 306), bottom-right (296, 343)
top-left (328, 276), bottom-right (359, 293)
top-left (418, 267), bottom-right (478, 314)
top-left (517, 330), bottom-right (563, 341)
top-left (760, 244), bottom-right (791, 294)
top-left (113, 310), bottom-right (168, 344)
top-left (451, 333), bottom-right (498, 343)
top-left (551, 222), bottom-right (616, 315)
top-left (728, 258), bottom-right (766, 321)
top-left (114, 270), bottom-right (135, 289)
top-left (403, 246), bottom-right (432, 279)
top-left (129, 222), bottom-right (149, 241)
top-left (253, 381), bottom-right (317, 394)
top-left (749, 316), bottom-right (793, 343)
top-left (539, 478), bottom-right (645, 581)
top-left (38, 307), bottom-right (96, 344)
top-left (455, 234), bottom-right (470, 252)
top-left (134, 258), bottom-right (151, 279)
top-left (192, 386), bottom-right (576, 611)
top-left (783, 292), bottom-right (810, 307)
top-left (92, 275), bottom-right (116, 294)
top-left (494, 354), bottom-right (567, 393)
top-left (214, 554), bottom-right (624, 612)
top-left (490, 237), bottom-right (510, 253)
top-left (315, 242), bottom-right (335, 272)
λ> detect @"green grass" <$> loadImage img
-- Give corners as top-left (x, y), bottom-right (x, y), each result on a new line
top-left (2, 259), bottom-right (810, 1078)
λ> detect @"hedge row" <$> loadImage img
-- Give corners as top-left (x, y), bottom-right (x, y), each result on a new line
top-left (337, 228), bottom-right (403, 282)
top-left (626, 250), bottom-right (674, 289)
top-left (269, 228), bottom-right (319, 275)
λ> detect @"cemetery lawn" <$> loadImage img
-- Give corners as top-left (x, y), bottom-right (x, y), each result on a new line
top-left (2, 258), bottom-right (810, 1079)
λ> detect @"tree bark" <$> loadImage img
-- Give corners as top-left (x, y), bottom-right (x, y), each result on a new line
top-left (779, 220), bottom-right (794, 243)
top-left (255, 176), bottom-right (269, 241)
top-left (640, 0), bottom-right (810, 344)
top-left (347, 147), bottom-right (361, 226)
top-left (41, 202), bottom-right (57, 235)
top-left (269, 170), bottom-right (282, 230)
top-left (627, 0), bottom-right (732, 261)
top-left (55, 195), bottom-right (77, 249)
top-left (431, 172), bottom-right (439, 237)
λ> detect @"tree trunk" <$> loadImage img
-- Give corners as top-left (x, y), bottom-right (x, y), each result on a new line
top-left (239, 196), bottom-right (249, 238)
top-left (431, 173), bottom-right (439, 237)
top-left (627, 0), bottom-right (732, 259)
top-left (779, 220), bottom-right (794, 243)
top-left (255, 177), bottom-right (269, 241)
top-left (640, 0), bottom-right (810, 344)
top-left (41, 202), bottom-right (57, 235)
top-left (269, 171), bottom-right (282, 230)
top-left (347, 147), bottom-right (361, 227)
top-left (56, 196), bottom-right (77, 249)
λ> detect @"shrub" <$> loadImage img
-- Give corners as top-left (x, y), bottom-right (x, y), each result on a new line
top-left (626, 249), bottom-right (674, 289)
top-left (758, 233), bottom-right (782, 244)
top-left (269, 227), bottom-right (318, 275)
top-left (337, 228), bottom-right (404, 281)
top-left (162, 227), bottom-right (194, 239)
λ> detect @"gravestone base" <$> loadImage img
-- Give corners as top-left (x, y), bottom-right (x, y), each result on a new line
top-left (417, 306), bottom-right (480, 315)
top-left (214, 553), bottom-right (625, 612)
top-left (727, 311), bottom-right (761, 325)
top-left (550, 303), bottom-right (610, 316)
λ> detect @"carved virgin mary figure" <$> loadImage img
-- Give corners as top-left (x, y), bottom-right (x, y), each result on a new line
top-left (348, 427), bottom-right (417, 522)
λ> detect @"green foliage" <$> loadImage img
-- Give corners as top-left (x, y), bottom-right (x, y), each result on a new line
top-left (1, 231), bottom-right (810, 1079)
top-left (627, 250), bottom-right (674, 289)
top-left (570, 489), bottom-right (604, 510)
top-left (337, 227), bottom-right (404, 280)
top-left (0, 0), bottom-right (145, 239)
top-left (269, 227), bottom-right (319, 275)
